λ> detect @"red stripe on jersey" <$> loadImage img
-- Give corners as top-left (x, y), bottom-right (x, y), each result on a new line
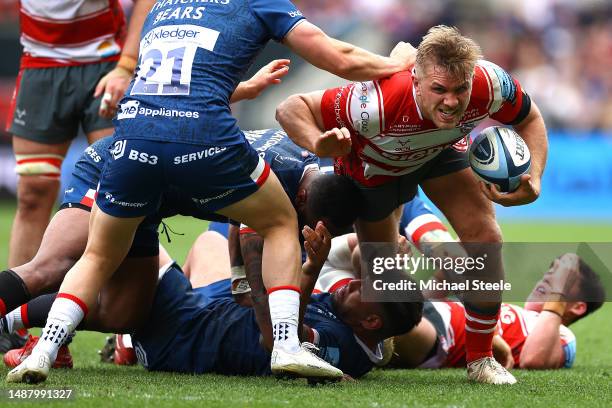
top-left (80, 196), bottom-right (94, 208)
top-left (328, 278), bottom-right (352, 294)
top-left (478, 65), bottom-right (494, 112)
top-left (20, 7), bottom-right (121, 46)
top-left (239, 227), bottom-right (257, 235)
top-left (56, 293), bottom-right (89, 316)
top-left (5, 69), bottom-right (23, 132)
top-left (411, 221), bottom-right (447, 244)
top-left (255, 162), bottom-right (270, 186)
top-left (20, 304), bottom-right (30, 328)
top-left (0, 298), bottom-right (6, 317)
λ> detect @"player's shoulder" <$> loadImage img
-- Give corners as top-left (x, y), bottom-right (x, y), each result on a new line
top-left (472, 60), bottom-right (520, 108)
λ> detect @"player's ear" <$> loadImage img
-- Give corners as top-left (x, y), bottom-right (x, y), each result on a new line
top-left (567, 301), bottom-right (587, 320)
top-left (362, 314), bottom-right (383, 331)
top-left (294, 187), bottom-right (307, 209)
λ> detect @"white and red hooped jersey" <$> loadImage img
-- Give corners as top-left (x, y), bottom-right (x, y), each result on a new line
top-left (427, 302), bottom-right (577, 368)
top-left (320, 61), bottom-right (531, 187)
top-left (18, 0), bottom-right (126, 68)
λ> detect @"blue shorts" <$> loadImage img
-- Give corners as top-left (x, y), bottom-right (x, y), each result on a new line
top-left (97, 138), bottom-right (270, 218)
top-left (60, 138), bottom-right (160, 257)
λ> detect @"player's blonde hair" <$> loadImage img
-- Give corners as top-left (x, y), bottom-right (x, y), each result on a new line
top-left (415, 25), bottom-right (482, 80)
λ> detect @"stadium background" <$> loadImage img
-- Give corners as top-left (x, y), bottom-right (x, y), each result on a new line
top-left (0, 1), bottom-right (610, 406)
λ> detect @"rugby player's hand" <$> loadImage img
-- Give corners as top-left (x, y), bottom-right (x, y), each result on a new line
top-left (493, 334), bottom-right (514, 369)
top-left (547, 253), bottom-right (580, 299)
top-left (479, 174), bottom-right (540, 206)
top-left (390, 41), bottom-right (416, 68)
top-left (95, 66), bottom-right (134, 119)
top-left (243, 59), bottom-right (291, 99)
top-left (315, 127), bottom-right (352, 157)
top-left (302, 221), bottom-right (332, 273)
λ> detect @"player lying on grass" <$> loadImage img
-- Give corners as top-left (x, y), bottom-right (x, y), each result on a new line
top-left (2, 226), bottom-right (423, 380)
top-left (388, 253), bottom-right (605, 370)
top-left (276, 25), bottom-right (550, 384)
top-left (314, 237), bottom-right (605, 370)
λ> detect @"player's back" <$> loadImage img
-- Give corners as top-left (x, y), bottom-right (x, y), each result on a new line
top-left (115, 0), bottom-right (305, 145)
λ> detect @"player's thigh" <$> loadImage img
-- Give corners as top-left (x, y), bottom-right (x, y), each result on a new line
top-left (12, 208), bottom-right (90, 294)
top-left (421, 168), bottom-right (500, 243)
top-left (216, 169), bottom-right (297, 235)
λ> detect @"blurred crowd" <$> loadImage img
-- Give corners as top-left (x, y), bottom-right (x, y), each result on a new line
top-left (1, 0), bottom-right (611, 132)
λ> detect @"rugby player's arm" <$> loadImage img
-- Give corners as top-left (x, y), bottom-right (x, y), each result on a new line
top-left (96, 0), bottom-right (157, 117)
top-left (519, 311), bottom-right (565, 369)
top-left (283, 21), bottom-right (413, 81)
top-left (513, 101), bottom-right (548, 195)
top-left (276, 91), bottom-right (350, 157)
top-left (236, 227), bottom-right (274, 351)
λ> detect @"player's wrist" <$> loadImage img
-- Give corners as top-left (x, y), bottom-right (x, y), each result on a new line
top-left (542, 301), bottom-right (566, 317)
top-left (117, 55), bottom-right (138, 74)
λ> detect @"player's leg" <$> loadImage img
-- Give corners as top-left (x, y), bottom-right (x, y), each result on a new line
top-left (421, 167), bottom-right (515, 384)
top-left (217, 169), bottom-right (342, 379)
top-left (9, 137), bottom-right (71, 267)
top-left (0, 208), bottom-right (90, 328)
top-left (183, 230), bottom-right (231, 289)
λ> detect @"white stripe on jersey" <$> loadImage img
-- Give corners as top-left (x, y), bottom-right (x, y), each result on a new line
top-left (21, 35), bottom-right (121, 62)
top-left (347, 81), bottom-right (383, 138)
top-left (21, 0), bottom-right (110, 21)
top-left (478, 60), bottom-right (504, 114)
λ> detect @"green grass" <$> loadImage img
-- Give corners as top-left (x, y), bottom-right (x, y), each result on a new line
top-left (0, 202), bottom-right (611, 407)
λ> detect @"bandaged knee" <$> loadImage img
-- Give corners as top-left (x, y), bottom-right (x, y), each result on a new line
top-left (15, 153), bottom-right (64, 178)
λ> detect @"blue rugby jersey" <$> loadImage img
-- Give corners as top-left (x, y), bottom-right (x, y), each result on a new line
top-left (114, 0), bottom-right (305, 145)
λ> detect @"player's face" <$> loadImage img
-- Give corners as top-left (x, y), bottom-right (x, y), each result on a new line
top-left (413, 63), bottom-right (473, 129)
top-left (332, 279), bottom-right (373, 319)
top-left (525, 254), bottom-right (581, 312)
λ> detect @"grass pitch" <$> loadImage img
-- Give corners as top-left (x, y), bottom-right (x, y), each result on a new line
top-left (0, 203), bottom-right (611, 407)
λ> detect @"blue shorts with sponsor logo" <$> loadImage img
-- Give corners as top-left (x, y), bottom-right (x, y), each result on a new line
top-left (60, 137), bottom-right (160, 257)
top-left (97, 137), bottom-right (270, 218)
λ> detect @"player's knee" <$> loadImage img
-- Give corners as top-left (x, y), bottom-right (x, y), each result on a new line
top-left (459, 219), bottom-right (503, 244)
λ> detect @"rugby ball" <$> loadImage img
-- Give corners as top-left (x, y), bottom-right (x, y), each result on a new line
top-left (469, 126), bottom-right (531, 193)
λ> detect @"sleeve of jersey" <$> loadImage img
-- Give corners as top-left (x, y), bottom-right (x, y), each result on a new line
top-left (559, 325), bottom-right (577, 368)
top-left (320, 81), bottom-right (387, 138)
top-left (249, 0), bottom-right (306, 41)
top-left (479, 61), bottom-right (532, 126)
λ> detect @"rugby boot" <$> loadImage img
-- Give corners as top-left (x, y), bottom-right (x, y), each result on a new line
top-left (271, 342), bottom-right (343, 381)
top-left (113, 334), bottom-right (137, 365)
top-left (6, 349), bottom-right (51, 384)
top-left (4, 335), bottom-right (73, 369)
top-left (467, 356), bottom-right (517, 384)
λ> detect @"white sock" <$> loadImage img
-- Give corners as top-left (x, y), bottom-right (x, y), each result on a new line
top-left (32, 296), bottom-right (85, 362)
top-left (268, 289), bottom-right (301, 353)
